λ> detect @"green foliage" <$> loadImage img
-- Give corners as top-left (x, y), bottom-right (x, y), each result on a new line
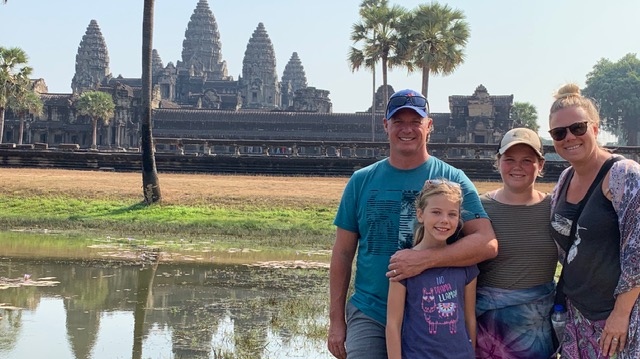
top-left (510, 102), bottom-right (539, 132)
top-left (76, 90), bottom-right (115, 124)
top-left (348, 0), bottom-right (407, 103)
top-left (0, 46), bottom-right (32, 143)
top-left (0, 47), bottom-right (31, 106)
top-left (7, 87), bottom-right (42, 116)
top-left (583, 53), bottom-right (640, 145)
top-left (399, 2), bottom-right (470, 98)
top-left (75, 90), bottom-right (115, 149)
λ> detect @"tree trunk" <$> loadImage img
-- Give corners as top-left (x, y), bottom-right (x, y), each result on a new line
top-left (0, 107), bottom-right (5, 144)
top-left (140, 0), bottom-right (162, 203)
top-left (91, 117), bottom-right (97, 150)
top-left (382, 55), bottom-right (389, 112)
top-left (131, 262), bottom-right (158, 359)
top-left (628, 121), bottom-right (638, 146)
top-left (18, 115), bottom-right (24, 145)
top-left (371, 63), bottom-right (376, 140)
top-left (421, 66), bottom-right (431, 100)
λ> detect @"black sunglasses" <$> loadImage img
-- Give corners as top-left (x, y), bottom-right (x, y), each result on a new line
top-left (386, 95), bottom-right (429, 113)
top-left (548, 121), bottom-right (589, 141)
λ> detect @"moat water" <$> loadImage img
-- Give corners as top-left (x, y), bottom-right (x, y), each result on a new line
top-left (0, 231), bottom-right (332, 359)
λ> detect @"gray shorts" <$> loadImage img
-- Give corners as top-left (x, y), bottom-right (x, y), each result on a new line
top-left (345, 302), bottom-right (388, 359)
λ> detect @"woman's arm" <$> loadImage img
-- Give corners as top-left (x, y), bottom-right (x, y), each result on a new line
top-left (601, 287), bottom-right (640, 356)
top-left (601, 159), bottom-right (640, 356)
top-left (464, 277), bottom-right (478, 349)
top-left (386, 281), bottom-right (406, 359)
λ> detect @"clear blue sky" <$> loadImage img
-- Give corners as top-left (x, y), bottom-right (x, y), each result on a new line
top-left (1, 0), bottom-right (638, 139)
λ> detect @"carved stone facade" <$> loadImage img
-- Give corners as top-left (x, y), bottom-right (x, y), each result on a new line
top-left (67, 0), bottom-right (330, 113)
top-left (0, 2), bottom-right (516, 150)
top-left (3, 82), bottom-right (515, 152)
top-left (179, 0), bottom-right (230, 82)
top-left (443, 84), bottom-right (514, 144)
top-left (366, 84), bottom-right (395, 114)
top-left (292, 87), bottom-right (332, 113)
top-left (238, 22), bottom-right (280, 109)
top-left (71, 20), bottom-right (111, 94)
top-left (281, 52), bottom-right (308, 110)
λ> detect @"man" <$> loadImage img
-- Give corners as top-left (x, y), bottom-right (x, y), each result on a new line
top-left (327, 89), bottom-right (498, 359)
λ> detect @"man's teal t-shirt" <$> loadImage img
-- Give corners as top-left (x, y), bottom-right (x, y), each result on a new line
top-left (333, 157), bottom-right (487, 325)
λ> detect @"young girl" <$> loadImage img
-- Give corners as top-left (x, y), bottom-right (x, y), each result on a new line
top-left (386, 179), bottom-right (479, 359)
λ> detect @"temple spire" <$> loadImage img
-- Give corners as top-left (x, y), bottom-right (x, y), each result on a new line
top-left (281, 52), bottom-right (307, 109)
top-left (240, 22), bottom-right (279, 109)
top-left (180, 0), bottom-right (228, 79)
top-left (71, 19), bottom-right (111, 94)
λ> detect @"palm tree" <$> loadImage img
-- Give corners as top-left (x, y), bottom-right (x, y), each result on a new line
top-left (510, 102), bottom-right (539, 132)
top-left (400, 2), bottom-right (470, 98)
top-left (7, 82), bottom-right (43, 145)
top-left (348, 0), bottom-right (406, 111)
top-left (140, 0), bottom-right (162, 203)
top-left (0, 47), bottom-right (32, 144)
top-left (75, 91), bottom-right (115, 150)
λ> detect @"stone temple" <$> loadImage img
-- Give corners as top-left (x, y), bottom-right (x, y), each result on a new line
top-left (2, 0), bottom-right (515, 151)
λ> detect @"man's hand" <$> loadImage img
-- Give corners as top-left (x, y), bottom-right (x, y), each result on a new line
top-left (386, 249), bottom-right (425, 281)
top-left (327, 319), bottom-right (347, 359)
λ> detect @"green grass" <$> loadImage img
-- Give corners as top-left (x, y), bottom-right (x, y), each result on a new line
top-left (0, 195), bottom-right (337, 249)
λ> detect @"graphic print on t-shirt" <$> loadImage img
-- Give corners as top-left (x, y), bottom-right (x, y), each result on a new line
top-left (398, 190), bottom-right (420, 249)
top-left (421, 274), bottom-right (459, 334)
top-left (551, 213), bottom-right (585, 263)
top-left (364, 189), bottom-right (419, 255)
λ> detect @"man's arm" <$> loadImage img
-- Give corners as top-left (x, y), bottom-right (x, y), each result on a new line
top-left (327, 227), bottom-right (358, 359)
top-left (386, 218), bottom-right (497, 281)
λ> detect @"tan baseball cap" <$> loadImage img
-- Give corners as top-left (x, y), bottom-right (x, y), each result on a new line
top-left (498, 127), bottom-right (543, 158)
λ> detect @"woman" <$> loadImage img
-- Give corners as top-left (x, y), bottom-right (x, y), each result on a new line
top-left (549, 83), bottom-right (640, 358)
top-left (475, 127), bottom-right (558, 359)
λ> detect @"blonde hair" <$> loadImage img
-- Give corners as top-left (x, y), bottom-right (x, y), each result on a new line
top-left (414, 179), bottom-right (463, 246)
top-left (549, 83), bottom-right (600, 126)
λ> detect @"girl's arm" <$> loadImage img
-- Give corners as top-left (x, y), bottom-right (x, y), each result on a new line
top-left (464, 277), bottom-right (478, 349)
top-left (386, 281), bottom-right (406, 359)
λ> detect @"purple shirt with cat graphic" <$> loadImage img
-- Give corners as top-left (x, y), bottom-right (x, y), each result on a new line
top-left (400, 265), bottom-right (479, 359)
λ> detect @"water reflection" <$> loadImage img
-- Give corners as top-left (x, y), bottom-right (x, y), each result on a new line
top-left (0, 257), bottom-right (331, 358)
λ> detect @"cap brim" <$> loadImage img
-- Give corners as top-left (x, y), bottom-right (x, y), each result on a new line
top-left (498, 141), bottom-right (543, 157)
top-left (386, 105), bottom-right (428, 119)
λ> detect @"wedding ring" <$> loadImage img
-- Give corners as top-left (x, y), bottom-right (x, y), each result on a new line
top-left (393, 269), bottom-right (397, 275)
top-left (612, 338), bottom-right (619, 342)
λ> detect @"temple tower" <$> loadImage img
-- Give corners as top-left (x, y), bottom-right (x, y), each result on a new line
top-left (178, 0), bottom-right (229, 80)
top-left (71, 20), bottom-right (111, 94)
top-left (151, 49), bottom-right (164, 80)
top-left (280, 52), bottom-right (307, 109)
top-left (240, 23), bottom-right (280, 109)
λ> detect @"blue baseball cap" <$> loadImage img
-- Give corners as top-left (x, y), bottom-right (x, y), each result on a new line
top-left (385, 89), bottom-right (429, 119)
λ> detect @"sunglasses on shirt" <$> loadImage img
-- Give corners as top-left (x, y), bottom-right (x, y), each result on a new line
top-left (548, 121), bottom-right (589, 141)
